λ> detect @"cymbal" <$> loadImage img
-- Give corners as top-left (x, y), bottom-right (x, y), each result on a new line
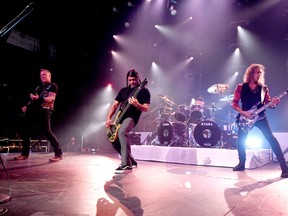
top-left (158, 94), bottom-right (176, 106)
top-left (219, 94), bottom-right (234, 102)
top-left (207, 84), bottom-right (229, 94)
top-left (160, 105), bottom-right (173, 111)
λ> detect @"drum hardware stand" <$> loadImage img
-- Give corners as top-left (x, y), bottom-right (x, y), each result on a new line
top-left (183, 115), bottom-right (198, 148)
top-left (0, 154), bottom-right (10, 204)
top-left (210, 103), bottom-right (218, 122)
top-left (145, 132), bottom-right (159, 146)
top-left (213, 134), bottom-right (225, 149)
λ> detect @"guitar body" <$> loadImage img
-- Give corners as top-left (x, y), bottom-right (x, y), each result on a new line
top-left (106, 78), bottom-right (148, 143)
top-left (236, 88), bottom-right (288, 133)
top-left (107, 111), bottom-right (122, 143)
top-left (107, 124), bottom-right (121, 143)
top-left (236, 105), bottom-right (260, 132)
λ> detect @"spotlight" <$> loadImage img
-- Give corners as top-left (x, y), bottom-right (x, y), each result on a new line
top-left (246, 136), bottom-right (262, 149)
top-left (167, 0), bottom-right (178, 16)
top-left (229, 20), bottom-right (249, 28)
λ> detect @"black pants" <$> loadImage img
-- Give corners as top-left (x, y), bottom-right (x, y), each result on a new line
top-left (20, 108), bottom-right (62, 157)
top-left (237, 117), bottom-right (287, 171)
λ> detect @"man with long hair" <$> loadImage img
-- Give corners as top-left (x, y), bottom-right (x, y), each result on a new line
top-left (231, 63), bottom-right (288, 178)
top-left (105, 69), bottom-right (151, 174)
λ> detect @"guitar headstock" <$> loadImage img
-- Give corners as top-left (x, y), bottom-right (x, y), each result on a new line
top-left (141, 78), bottom-right (148, 87)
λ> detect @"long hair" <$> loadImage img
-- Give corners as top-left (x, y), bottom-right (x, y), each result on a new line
top-left (243, 63), bottom-right (265, 85)
top-left (126, 69), bottom-right (141, 87)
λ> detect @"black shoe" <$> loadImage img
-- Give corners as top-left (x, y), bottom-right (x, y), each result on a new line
top-left (233, 164), bottom-right (245, 171)
top-left (115, 165), bottom-right (132, 174)
top-left (0, 207), bottom-right (8, 215)
top-left (132, 160), bottom-right (138, 168)
top-left (281, 171), bottom-right (288, 178)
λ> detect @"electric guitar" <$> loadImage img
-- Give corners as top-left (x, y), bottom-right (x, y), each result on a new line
top-left (20, 84), bottom-right (51, 118)
top-left (107, 78), bottom-right (148, 143)
top-left (236, 89), bottom-right (288, 132)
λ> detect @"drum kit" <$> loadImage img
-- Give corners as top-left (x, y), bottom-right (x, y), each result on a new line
top-left (148, 83), bottom-right (237, 148)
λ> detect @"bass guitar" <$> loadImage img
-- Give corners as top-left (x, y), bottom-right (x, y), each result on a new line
top-left (107, 78), bottom-right (148, 143)
top-left (236, 89), bottom-right (288, 132)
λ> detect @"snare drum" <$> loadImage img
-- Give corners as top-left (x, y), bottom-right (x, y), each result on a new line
top-left (193, 120), bottom-right (221, 147)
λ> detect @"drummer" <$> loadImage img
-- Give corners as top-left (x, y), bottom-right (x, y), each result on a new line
top-left (190, 96), bottom-right (211, 120)
top-left (190, 96), bottom-right (204, 110)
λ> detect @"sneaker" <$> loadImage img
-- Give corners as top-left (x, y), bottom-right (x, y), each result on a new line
top-left (0, 207), bottom-right (8, 215)
top-left (132, 160), bottom-right (138, 168)
top-left (49, 156), bottom-right (63, 162)
top-left (115, 165), bottom-right (132, 174)
top-left (281, 171), bottom-right (288, 178)
top-left (14, 155), bottom-right (28, 160)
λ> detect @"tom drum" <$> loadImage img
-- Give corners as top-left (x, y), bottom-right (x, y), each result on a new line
top-left (188, 110), bottom-right (203, 124)
top-left (174, 104), bottom-right (190, 122)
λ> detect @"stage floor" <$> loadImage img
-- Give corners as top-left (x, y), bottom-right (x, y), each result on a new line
top-left (1, 152), bottom-right (288, 216)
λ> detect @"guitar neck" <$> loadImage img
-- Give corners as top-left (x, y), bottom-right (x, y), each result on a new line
top-left (255, 90), bottom-right (288, 115)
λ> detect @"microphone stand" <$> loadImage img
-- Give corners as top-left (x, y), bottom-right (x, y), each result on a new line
top-left (0, 2), bottom-right (34, 38)
top-left (0, 3), bottom-right (34, 212)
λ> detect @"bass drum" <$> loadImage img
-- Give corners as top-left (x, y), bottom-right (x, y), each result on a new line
top-left (194, 120), bottom-right (221, 147)
top-left (157, 121), bottom-right (187, 146)
top-left (157, 121), bottom-right (174, 145)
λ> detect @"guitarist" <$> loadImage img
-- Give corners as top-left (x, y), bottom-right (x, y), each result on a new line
top-left (14, 69), bottom-right (63, 162)
top-left (105, 69), bottom-right (151, 174)
top-left (231, 64), bottom-right (288, 178)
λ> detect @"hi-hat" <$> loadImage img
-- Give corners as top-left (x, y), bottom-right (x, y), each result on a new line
top-left (219, 94), bottom-right (234, 102)
top-left (158, 94), bottom-right (176, 106)
top-left (207, 84), bottom-right (229, 94)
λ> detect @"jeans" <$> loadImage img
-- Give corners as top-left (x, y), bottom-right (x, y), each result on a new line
top-left (112, 118), bottom-right (136, 166)
top-left (237, 117), bottom-right (287, 171)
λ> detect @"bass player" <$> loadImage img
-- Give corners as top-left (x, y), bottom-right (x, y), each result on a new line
top-left (105, 69), bottom-right (151, 174)
top-left (231, 63), bottom-right (288, 178)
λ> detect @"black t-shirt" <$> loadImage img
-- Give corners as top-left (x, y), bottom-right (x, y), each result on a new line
top-left (115, 86), bottom-right (151, 125)
top-left (28, 82), bottom-right (58, 112)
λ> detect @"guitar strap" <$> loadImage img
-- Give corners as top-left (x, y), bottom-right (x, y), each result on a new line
top-left (38, 83), bottom-right (52, 99)
top-left (261, 85), bottom-right (267, 103)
